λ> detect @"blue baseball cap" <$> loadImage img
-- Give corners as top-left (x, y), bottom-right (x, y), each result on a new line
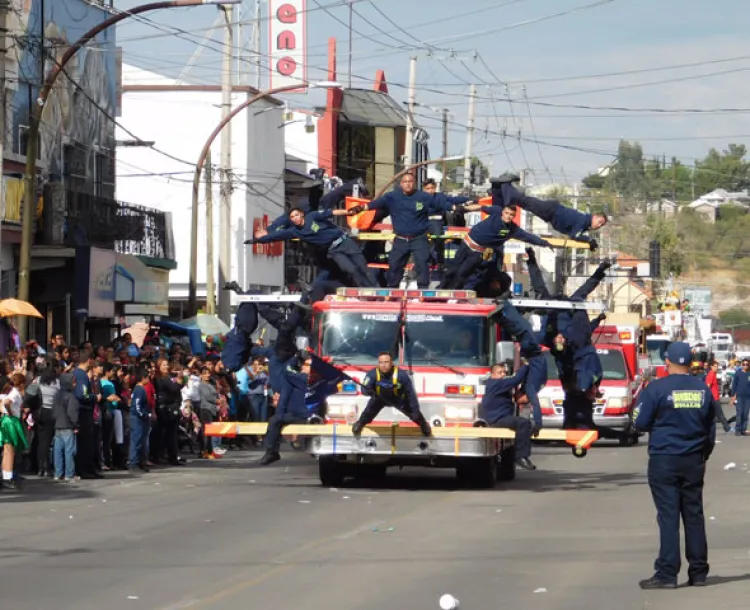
top-left (666, 342), bottom-right (692, 366)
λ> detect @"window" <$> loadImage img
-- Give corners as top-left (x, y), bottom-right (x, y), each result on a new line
top-left (18, 126), bottom-right (41, 160)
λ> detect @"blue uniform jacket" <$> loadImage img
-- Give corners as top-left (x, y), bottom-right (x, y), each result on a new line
top-left (361, 367), bottom-right (419, 406)
top-left (495, 183), bottom-right (594, 243)
top-left (469, 207), bottom-right (551, 249)
top-left (367, 190), bottom-right (457, 237)
top-left (254, 209), bottom-right (344, 248)
top-left (479, 366), bottom-right (529, 424)
top-left (73, 368), bottom-right (95, 410)
top-left (275, 361), bottom-right (309, 419)
top-left (730, 369), bottom-right (750, 397)
top-left (635, 374), bottom-right (716, 458)
top-left (525, 356), bottom-right (547, 426)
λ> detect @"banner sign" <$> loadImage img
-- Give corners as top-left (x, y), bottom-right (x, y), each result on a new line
top-left (269, 0), bottom-right (307, 91)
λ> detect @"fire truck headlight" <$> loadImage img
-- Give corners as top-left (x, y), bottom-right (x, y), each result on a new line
top-left (327, 404), bottom-right (356, 419)
top-left (445, 405), bottom-right (475, 421)
top-left (607, 397), bottom-right (627, 408)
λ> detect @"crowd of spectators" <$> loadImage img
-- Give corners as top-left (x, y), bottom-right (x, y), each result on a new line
top-left (0, 330), bottom-right (274, 492)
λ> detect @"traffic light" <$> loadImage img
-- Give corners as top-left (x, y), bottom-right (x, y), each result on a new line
top-left (649, 240), bottom-right (661, 278)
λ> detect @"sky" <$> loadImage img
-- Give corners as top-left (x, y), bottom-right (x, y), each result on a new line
top-left (114, 0), bottom-right (750, 187)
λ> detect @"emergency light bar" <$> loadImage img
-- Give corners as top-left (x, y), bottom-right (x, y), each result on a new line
top-left (234, 294), bottom-right (303, 303)
top-left (336, 288), bottom-right (475, 300)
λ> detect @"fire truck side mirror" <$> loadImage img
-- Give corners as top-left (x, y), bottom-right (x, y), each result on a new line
top-left (296, 336), bottom-right (310, 352)
top-left (495, 341), bottom-right (515, 366)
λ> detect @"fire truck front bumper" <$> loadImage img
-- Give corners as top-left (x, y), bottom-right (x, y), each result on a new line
top-left (309, 433), bottom-right (504, 459)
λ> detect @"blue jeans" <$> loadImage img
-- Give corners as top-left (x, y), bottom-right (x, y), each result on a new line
top-left (250, 394), bottom-right (268, 423)
top-left (129, 415), bottom-right (149, 467)
top-left (53, 429), bottom-right (77, 479)
top-left (735, 396), bottom-right (750, 434)
top-left (648, 453), bottom-right (708, 584)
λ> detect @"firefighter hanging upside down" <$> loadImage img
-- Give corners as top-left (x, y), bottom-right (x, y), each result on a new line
top-left (351, 352), bottom-right (432, 437)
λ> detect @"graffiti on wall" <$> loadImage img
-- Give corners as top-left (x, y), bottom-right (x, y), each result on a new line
top-left (8, 0), bottom-right (116, 190)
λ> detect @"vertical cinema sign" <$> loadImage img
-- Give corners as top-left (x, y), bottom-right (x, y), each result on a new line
top-left (269, 0), bottom-right (307, 91)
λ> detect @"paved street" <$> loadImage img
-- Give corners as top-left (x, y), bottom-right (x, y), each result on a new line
top-left (1, 433), bottom-right (749, 610)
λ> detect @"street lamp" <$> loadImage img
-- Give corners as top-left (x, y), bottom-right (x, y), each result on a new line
top-left (15, 0), bottom-right (242, 340)
top-left (187, 80), bottom-right (342, 316)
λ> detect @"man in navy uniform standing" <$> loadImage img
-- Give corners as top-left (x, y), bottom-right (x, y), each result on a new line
top-left (634, 342), bottom-right (716, 589)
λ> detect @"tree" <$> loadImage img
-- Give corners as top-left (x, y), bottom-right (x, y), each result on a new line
top-left (718, 308), bottom-right (750, 329)
top-left (607, 140), bottom-right (647, 203)
top-left (442, 156), bottom-right (488, 192)
top-left (693, 144), bottom-right (750, 196)
top-left (582, 173), bottom-right (606, 189)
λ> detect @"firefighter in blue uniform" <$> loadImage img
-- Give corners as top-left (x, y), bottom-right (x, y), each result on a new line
top-left (439, 202), bottom-right (553, 290)
top-left (479, 362), bottom-right (537, 470)
top-left (350, 173), bottom-right (469, 289)
top-left (258, 355), bottom-right (312, 466)
top-left (351, 352), bottom-right (431, 437)
top-left (423, 178), bottom-right (472, 271)
top-left (634, 342), bottom-right (715, 589)
top-left (492, 300), bottom-right (546, 434)
top-left (491, 174), bottom-right (608, 249)
top-left (247, 206), bottom-right (376, 288)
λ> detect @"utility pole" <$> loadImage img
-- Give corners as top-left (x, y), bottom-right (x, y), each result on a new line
top-left (205, 151), bottom-right (215, 315)
top-left (441, 109), bottom-right (448, 192)
top-left (404, 57), bottom-right (417, 167)
top-left (217, 5), bottom-right (233, 325)
top-left (462, 84), bottom-right (476, 191)
top-left (253, 0), bottom-right (261, 89)
top-left (0, 2), bottom-right (7, 287)
top-left (347, 0), bottom-right (353, 88)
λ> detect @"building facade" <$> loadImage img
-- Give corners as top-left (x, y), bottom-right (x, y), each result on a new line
top-left (116, 65), bottom-right (286, 317)
top-left (1, 2), bottom-right (175, 345)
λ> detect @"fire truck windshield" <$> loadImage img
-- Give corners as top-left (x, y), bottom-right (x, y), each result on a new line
top-left (317, 312), bottom-right (489, 367)
top-left (543, 349), bottom-right (629, 381)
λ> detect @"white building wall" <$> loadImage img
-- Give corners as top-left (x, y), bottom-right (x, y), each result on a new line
top-left (283, 110), bottom-right (319, 173)
top-left (115, 65), bottom-right (285, 306)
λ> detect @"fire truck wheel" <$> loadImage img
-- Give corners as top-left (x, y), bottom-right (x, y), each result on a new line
top-left (572, 446), bottom-right (588, 458)
top-left (354, 464), bottom-right (387, 480)
top-left (497, 445), bottom-right (517, 482)
top-left (456, 457), bottom-right (497, 489)
top-left (319, 456), bottom-right (345, 487)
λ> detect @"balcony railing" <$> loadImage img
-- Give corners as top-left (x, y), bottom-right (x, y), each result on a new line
top-left (40, 187), bottom-right (174, 261)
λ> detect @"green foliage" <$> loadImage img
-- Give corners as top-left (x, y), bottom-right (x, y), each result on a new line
top-left (694, 144), bottom-right (750, 196)
top-left (443, 156), bottom-right (488, 192)
top-left (718, 308), bottom-right (750, 328)
top-left (584, 141), bottom-right (750, 204)
top-left (582, 173), bottom-right (606, 189)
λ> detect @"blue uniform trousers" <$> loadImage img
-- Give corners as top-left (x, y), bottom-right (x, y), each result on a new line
top-left (647, 453), bottom-right (709, 584)
top-left (264, 411), bottom-right (308, 453)
top-left (490, 415), bottom-right (531, 459)
top-left (388, 234), bottom-right (432, 288)
top-left (357, 396), bottom-right (427, 427)
top-left (440, 242), bottom-right (483, 289)
top-left (328, 238), bottom-right (376, 287)
top-left (734, 396), bottom-right (750, 434)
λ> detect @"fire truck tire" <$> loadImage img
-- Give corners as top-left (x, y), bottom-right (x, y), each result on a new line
top-left (456, 457), bottom-right (497, 489)
top-left (354, 464), bottom-right (387, 480)
top-left (497, 445), bottom-right (517, 482)
top-left (572, 446), bottom-right (588, 458)
top-left (319, 456), bottom-right (345, 487)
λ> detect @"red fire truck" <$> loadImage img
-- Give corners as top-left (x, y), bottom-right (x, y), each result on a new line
top-left (300, 288), bottom-right (605, 486)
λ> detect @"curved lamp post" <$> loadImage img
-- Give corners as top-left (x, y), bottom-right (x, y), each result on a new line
top-left (187, 81), bottom-right (342, 316)
top-left (15, 0), bottom-right (242, 340)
